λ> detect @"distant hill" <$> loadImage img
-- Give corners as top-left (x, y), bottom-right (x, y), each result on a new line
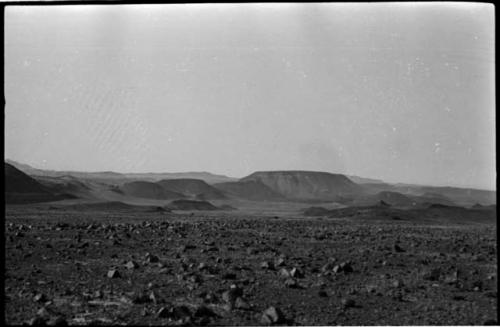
top-left (6, 159), bottom-right (495, 206)
top-left (356, 181), bottom-right (495, 206)
top-left (5, 159), bottom-right (237, 185)
top-left (240, 171), bottom-right (363, 201)
top-left (214, 180), bottom-right (287, 201)
top-left (5, 163), bottom-right (66, 204)
top-left (121, 181), bottom-right (185, 200)
top-left (157, 179), bottom-right (226, 199)
top-left (351, 191), bottom-right (417, 207)
top-left (35, 175), bottom-right (94, 199)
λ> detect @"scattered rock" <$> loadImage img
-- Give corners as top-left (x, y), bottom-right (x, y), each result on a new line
top-left (107, 269), bottom-right (120, 278)
top-left (46, 316), bottom-right (68, 327)
top-left (261, 306), bottom-right (285, 325)
top-left (222, 272), bottom-right (237, 280)
top-left (222, 284), bottom-right (243, 308)
top-left (318, 290), bottom-right (328, 297)
top-left (194, 305), bottom-right (217, 318)
top-left (284, 278), bottom-right (299, 288)
top-left (26, 316), bottom-right (47, 326)
top-left (394, 244), bottom-right (405, 253)
top-left (33, 293), bottom-right (47, 303)
top-left (290, 267), bottom-right (304, 278)
top-left (341, 298), bottom-right (356, 309)
top-left (423, 268), bottom-right (441, 281)
top-left (279, 268), bottom-right (291, 279)
top-left (125, 261), bottom-right (139, 270)
top-left (157, 305), bottom-right (192, 320)
top-left (234, 297), bottom-right (251, 310)
top-left (274, 257), bottom-right (286, 267)
top-left (145, 253), bottom-right (159, 263)
top-left (260, 261), bottom-right (275, 270)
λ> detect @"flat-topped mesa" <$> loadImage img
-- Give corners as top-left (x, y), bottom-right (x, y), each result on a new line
top-left (240, 170), bottom-right (363, 201)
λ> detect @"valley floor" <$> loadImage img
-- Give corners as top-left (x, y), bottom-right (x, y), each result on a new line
top-left (4, 207), bottom-right (498, 325)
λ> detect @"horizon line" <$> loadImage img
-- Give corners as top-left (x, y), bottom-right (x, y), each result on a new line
top-left (5, 158), bottom-right (496, 192)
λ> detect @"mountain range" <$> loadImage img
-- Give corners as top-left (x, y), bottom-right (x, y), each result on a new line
top-left (5, 159), bottom-right (496, 207)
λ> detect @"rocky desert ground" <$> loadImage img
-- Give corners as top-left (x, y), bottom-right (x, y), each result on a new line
top-left (4, 205), bottom-right (497, 326)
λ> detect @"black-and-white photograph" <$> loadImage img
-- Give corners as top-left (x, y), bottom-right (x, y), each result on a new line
top-left (4, 3), bottom-right (496, 326)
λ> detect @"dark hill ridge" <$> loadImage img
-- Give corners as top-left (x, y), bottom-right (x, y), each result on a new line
top-left (240, 170), bottom-right (363, 201)
top-left (121, 181), bottom-right (185, 200)
top-left (157, 179), bottom-right (226, 199)
top-left (213, 180), bottom-right (287, 201)
top-left (5, 163), bottom-right (67, 204)
top-left (5, 163), bottom-right (49, 194)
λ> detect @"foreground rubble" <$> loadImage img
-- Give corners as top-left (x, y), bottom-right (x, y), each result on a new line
top-left (4, 207), bottom-right (497, 325)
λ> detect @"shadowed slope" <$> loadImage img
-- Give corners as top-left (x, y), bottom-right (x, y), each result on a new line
top-left (214, 180), bottom-right (287, 201)
top-left (5, 163), bottom-right (65, 203)
top-left (157, 179), bottom-right (226, 199)
top-left (121, 181), bottom-right (185, 200)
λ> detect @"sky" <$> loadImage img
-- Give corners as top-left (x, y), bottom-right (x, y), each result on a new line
top-left (4, 3), bottom-right (495, 190)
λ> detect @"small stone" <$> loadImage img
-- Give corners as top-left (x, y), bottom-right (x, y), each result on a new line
top-left (284, 278), bottom-right (299, 288)
top-left (394, 244), bottom-right (405, 253)
top-left (279, 268), bottom-right (291, 279)
top-left (234, 297), bottom-right (251, 309)
top-left (392, 280), bottom-right (402, 288)
top-left (341, 298), bottom-right (356, 309)
top-left (33, 293), bottom-right (46, 303)
top-left (318, 290), bottom-right (328, 297)
top-left (222, 272), bottom-right (237, 280)
top-left (423, 268), bottom-right (441, 281)
top-left (222, 285), bottom-right (243, 306)
top-left (247, 247), bottom-right (258, 255)
top-left (157, 307), bottom-right (170, 318)
top-left (260, 261), bottom-right (274, 270)
top-left (444, 271), bottom-right (458, 284)
top-left (145, 253), bottom-right (159, 263)
top-left (172, 305), bottom-right (191, 320)
top-left (366, 284), bottom-right (377, 293)
top-left (290, 267), bottom-right (304, 278)
top-left (46, 316), bottom-right (68, 327)
top-left (274, 257), bottom-right (286, 267)
top-left (340, 262), bottom-right (353, 273)
top-left (27, 317), bottom-right (47, 326)
top-left (125, 261), bottom-right (139, 269)
top-left (261, 306), bottom-right (284, 325)
top-left (36, 307), bottom-right (50, 318)
top-left (193, 305), bottom-right (217, 318)
top-left (107, 269), bottom-right (120, 278)
top-left (149, 291), bottom-right (158, 304)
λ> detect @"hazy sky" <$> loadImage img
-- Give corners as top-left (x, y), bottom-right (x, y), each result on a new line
top-left (5, 3), bottom-right (495, 189)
